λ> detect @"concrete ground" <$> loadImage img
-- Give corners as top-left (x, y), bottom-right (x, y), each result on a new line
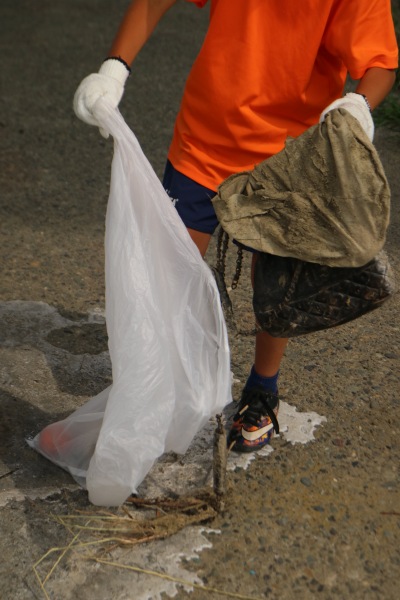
top-left (0, 1), bottom-right (399, 599)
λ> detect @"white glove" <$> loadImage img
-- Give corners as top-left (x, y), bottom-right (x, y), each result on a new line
top-left (73, 58), bottom-right (130, 138)
top-left (320, 92), bottom-right (374, 142)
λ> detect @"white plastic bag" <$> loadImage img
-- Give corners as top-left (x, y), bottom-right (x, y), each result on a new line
top-left (29, 100), bottom-right (232, 506)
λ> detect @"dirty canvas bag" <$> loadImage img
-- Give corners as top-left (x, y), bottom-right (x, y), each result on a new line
top-left (213, 109), bottom-right (391, 268)
top-left (212, 109), bottom-right (395, 337)
top-left (29, 100), bottom-right (231, 506)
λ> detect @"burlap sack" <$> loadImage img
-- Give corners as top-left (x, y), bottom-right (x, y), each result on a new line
top-left (212, 109), bottom-right (391, 268)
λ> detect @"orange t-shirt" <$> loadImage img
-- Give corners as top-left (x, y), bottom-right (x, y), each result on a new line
top-left (168, 0), bottom-right (398, 190)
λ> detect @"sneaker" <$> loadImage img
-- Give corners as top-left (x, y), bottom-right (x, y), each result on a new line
top-left (227, 387), bottom-right (279, 452)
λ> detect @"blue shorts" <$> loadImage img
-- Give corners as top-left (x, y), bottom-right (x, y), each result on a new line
top-left (162, 160), bottom-right (219, 234)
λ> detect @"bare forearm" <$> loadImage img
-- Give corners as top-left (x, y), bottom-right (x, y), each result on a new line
top-left (355, 67), bottom-right (397, 110)
top-left (108, 0), bottom-right (177, 66)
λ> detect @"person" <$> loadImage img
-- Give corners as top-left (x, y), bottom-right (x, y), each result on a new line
top-left (74, 0), bottom-right (398, 453)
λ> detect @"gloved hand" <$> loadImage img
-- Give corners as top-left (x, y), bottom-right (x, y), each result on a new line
top-left (73, 58), bottom-right (130, 138)
top-left (320, 92), bottom-right (374, 142)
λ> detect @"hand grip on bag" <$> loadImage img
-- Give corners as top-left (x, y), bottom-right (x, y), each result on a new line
top-left (73, 58), bottom-right (130, 139)
top-left (320, 92), bottom-right (374, 142)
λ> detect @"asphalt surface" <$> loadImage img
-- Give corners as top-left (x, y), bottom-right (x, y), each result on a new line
top-left (0, 2), bottom-right (399, 599)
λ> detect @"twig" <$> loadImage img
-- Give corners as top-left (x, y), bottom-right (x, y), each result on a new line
top-left (33, 567), bottom-right (51, 600)
top-left (213, 414), bottom-right (228, 511)
top-left (32, 519), bottom-right (89, 597)
top-left (0, 468), bottom-right (19, 480)
top-left (125, 496), bottom-right (207, 511)
top-left (30, 495), bottom-right (217, 596)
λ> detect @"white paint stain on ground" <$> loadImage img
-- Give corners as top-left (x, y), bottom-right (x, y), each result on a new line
top-left (279, 401), bottom-right (327, 444)
top-left (0, 301), bottom-right (327, 599)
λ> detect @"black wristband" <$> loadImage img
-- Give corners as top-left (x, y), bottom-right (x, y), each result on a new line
top-left (355, 92), bottom-right (372, 112)
top-left (104, 56), bottom-right (131, 74)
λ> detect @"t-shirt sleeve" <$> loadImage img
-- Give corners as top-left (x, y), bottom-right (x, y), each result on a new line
top-left (323, 0), bottom-right (398, 79)
top-left (185, 0), bottom-right (208, 7)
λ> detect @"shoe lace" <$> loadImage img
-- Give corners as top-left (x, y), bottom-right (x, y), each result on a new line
top-left (236, 387), bottom-right (280, 434)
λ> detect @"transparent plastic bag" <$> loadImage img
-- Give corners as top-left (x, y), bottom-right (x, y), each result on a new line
top-left (29, 100), bottom-right (232, 506)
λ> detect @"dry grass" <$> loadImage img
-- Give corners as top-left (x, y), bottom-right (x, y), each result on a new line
top-left (31, 416), bottom-right (246, 599)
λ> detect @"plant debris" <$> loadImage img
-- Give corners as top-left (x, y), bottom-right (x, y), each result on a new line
top-left (32, 415), bottom-right (230, 598)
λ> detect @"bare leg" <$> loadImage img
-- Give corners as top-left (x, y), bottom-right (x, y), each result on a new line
top-left (227, 251), bottom-right (286, 451)
top-left (254, 331), bottom-right (288, 376)
top-left (187, 228), bottom-right (211, 258)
